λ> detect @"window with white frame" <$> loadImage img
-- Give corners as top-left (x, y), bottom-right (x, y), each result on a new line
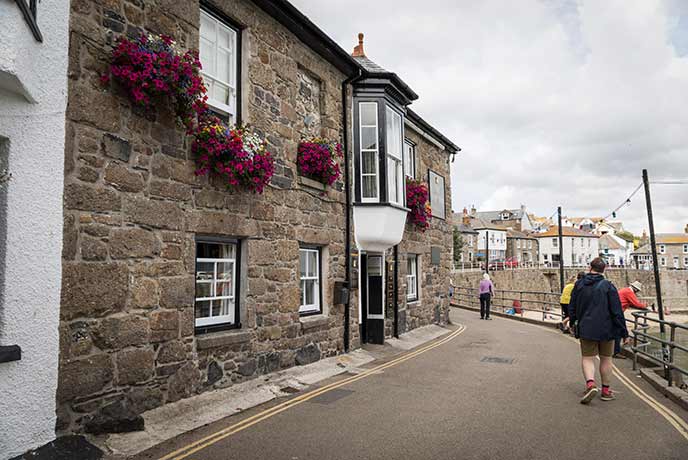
top-left (200, 9), bottom-right (239, 123)
top-left (683, 257), bottom-right (688, 267)
top-left (674, 257), bottom-right (680, 268)
top-left (385, 106), bottom-right (404, 205)
top-left (195, 240), bottom-right (238, 329)
top-left (659, 244), bottom-right (666, 254)
top-left (359, 102), bottom-right (379, 201)
top-left (299, 247), bottom-right (321, 315)
top-left (516, 240), bottom-right (521, 249)
top-left (552, 238), bottom-right (558, 247)
top-left (407, 254), bottom-right (418, 301)
top-left (403, 140), bottom-right (416, 179)
top-left (660, 256), bottom-right (667, 266)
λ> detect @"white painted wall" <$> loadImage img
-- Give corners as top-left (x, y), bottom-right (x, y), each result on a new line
top-left (0, 2), bottom-right (69, 458)
top-left (538, 236), bottom-right (599, 267)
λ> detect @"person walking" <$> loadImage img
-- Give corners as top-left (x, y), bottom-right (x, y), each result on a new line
top-left (558, 271), bottom-right (585, 333)
top-left (568, 258), bottom-right (628, 404)
top-left (613, 281), bottom-right (650, 358)
top-left (479, 273), bottom-right (494, 320)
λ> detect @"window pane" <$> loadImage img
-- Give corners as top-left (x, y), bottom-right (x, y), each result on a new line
top-left (196, 282), bottom-right (212, 299)
top-left (361, 127), bottom-right (377, 151)
top-left (360, 103), bottom-right (377, 126)
top-left (200, 13), bottom-right (216, 40)
top-left (218, 26), bottom-right (232, 49)
top-left (216, 281), bottom-right (233, 298)
top-left (362, 150), bottom-right (377, 174)
top-left (218, 298), bottom-right (232, 316)
top-left (212, 300), bottom-right (221, 317)
top-left (386, 107), bottom-right (402, 159)
top-left (362, 176), bottom-right (377, 199)
top-left (196, 262), bottom-right (214, 281)
top-left (305, 279), bottom-right (315, 305)
top-left (200, 38), bottom-right (215, 74)
top-left (300, 251), bottom-right (307, 278)
top-left (213, 82), bottom-right (230, 105)
top-left (217, 48), bottom-right (231, 83)
top-left (196, 300), bottom-right (211, 319)
top-left (387, 158), bottom-right (397, 203)
top-left (307, 251), bottom-right (318, 277)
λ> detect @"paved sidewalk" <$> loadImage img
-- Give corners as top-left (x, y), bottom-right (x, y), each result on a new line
top-left (130, 309), bottom-right (688, 460)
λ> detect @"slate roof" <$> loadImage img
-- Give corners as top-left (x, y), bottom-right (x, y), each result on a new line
top-left (507, 229), bottom-right (536, 239)
top-left (474, 209), bottom-right (526, 222)
top-left (599, 234), bottom-right (625, 251)
top-left (470, 217), bottom-right (507, 231)
top-left (455, 223), bottom-right (478, 234)
top-left (352, 55), bottom-right (418, 101)
top-left (635, 234), bottom-right (688, 252)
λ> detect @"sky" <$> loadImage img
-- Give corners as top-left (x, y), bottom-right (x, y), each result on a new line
top-left (290, 0), bottom-right (688, 234)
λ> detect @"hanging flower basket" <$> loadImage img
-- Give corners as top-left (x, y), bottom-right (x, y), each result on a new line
top-left (297, 138), bottom-right (343, 187)
top-left (406, 179), bottom-right (432, 231)
top-left (102, 33), bottom-right (208, 131)
top-left (193, 116), bottom-right (275, 194)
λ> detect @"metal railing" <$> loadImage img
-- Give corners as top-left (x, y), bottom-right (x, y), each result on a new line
top-left (451, 286), bottom-right (563, 322)
top-left (630, 310), bottom-right (688, 387)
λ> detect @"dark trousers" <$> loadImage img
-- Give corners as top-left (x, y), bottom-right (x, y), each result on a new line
top-left (614, 337), bottom-right (622, 355)
top-left (480, 293), bottom-right (491, 318)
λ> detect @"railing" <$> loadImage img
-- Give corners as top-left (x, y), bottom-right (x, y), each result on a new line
top-left (451, 286), bottom-right (563, 322)
top-left (630, 310), bottom-right (688, 387)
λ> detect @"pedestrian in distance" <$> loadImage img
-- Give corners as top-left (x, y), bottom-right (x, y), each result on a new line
top-left (568, 257), bottom-right (628, 404)
top-left (558, 271), bottom-right (585, 334)
top-left (479, 273), bottom-right (494, 320)
top-left (613, 281), bottom-right (651, 358)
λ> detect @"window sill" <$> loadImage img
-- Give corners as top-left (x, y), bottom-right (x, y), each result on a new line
top-left (299, 314), bottom-right (329, 331)
top-left (407, 299), bottom-right (420, 305)
top-left (298, 176), bottom-right (327, 192)
top-left (196, 329), bottom-right (252, 350)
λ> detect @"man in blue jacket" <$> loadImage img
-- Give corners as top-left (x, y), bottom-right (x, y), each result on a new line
top-left (568, 258), bottom-right (628, 404)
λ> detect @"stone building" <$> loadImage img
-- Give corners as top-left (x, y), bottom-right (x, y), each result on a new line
top-left (452, 209), bottom-right (479, 266)
top-left (0, 2), bottom-right (70, 458)
top-left (633, 231), bottom-right (688, 270)
top-left (505, 229), bottom-right (538, 265)
top-left (52, 0), bottom-right (458, 439)
top-left (473, 205), bottom-right (533, 232)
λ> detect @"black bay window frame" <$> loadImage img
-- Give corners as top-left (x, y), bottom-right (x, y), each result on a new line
top-left (194, 235), bottom-right (242, 335)
top-left (353, 94), bottom-right (408, 208)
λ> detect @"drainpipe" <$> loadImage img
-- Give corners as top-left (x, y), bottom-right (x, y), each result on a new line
top-left (342, 68), bottom-right (362, 352)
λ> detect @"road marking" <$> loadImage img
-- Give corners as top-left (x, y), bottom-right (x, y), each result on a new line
top-left (158, 325), bottom-right (467, 460)
top-left (561, 334), bottom-right (688, 442)
top-left (610, 366), bottom-right (688, 441)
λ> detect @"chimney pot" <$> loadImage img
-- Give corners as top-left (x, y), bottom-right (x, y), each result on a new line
top-left (352, 33), bottom-right (366, 57)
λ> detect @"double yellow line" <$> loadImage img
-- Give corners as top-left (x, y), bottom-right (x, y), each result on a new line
top-left (159, 325), bottom-right (467, 460)
top-left (611, 364), bottom-right (688, 441)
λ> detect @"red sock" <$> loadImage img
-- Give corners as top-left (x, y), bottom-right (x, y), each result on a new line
top-left (586, 379), bottom-right (595, 389)
top-left (602, 385), bottom-right (611, 395)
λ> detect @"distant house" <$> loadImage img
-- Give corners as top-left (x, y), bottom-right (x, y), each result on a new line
top-left (471, 217), bottom-right (508, 262)
top-left (506, 229), bottom-right (538, 265)
top-left (529, 214), bottom-right (553, 233)
top-left (632, 230), bottom-right (688, 270)
top-left (598, 234), bottom-right (632, 266)
top-left (535, 227), bottom-right (599, 267)
top-left (565, 217), bottom-right (602, 232)
top-left (594, 221), bottom-right (624, 236)
top-left (473, 205), bottom-right (533, 232)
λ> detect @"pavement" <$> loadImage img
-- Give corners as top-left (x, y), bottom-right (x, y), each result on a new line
top-left (125, 309), bottom-right (688, 460)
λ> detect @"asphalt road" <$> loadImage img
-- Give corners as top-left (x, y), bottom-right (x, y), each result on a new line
top-left (135, 309), bottom-right (688, 460)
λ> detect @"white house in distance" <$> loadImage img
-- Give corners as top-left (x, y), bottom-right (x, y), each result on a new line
top-left (471, 218), bottom-right (508, 262)
top-left (473, 205), bottom-right (534, 232)
top-left (536, 227), bottom-right (600, 267)
top-left (598, 234), bottom-right (633, 266)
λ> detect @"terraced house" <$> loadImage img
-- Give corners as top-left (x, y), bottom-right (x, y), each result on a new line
top-left (0, 0), bottom-right (462, 448)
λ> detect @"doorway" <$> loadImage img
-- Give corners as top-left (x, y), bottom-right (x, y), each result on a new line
top-left (360, 253), bottom-right (385, 344)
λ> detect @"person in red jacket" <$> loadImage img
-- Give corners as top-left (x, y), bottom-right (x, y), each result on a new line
top-left (613, 281), bottom-right (649, 358)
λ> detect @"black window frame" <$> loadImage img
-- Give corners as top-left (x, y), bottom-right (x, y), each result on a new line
top-left (199, 1), bottom-right (243, 126)
top-left (352, 96), bottom-right (408, 208)
top-left (403, 139), bottom-right (416, 180)
top-left (298, 245), bottom-right (324, 317)
top-left (194, 235), bottom-right (242, 335)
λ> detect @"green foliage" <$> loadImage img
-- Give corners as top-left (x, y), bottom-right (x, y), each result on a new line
top-left (615, 230), bottom-right (635, 243)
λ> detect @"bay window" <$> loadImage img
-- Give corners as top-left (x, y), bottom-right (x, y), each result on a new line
top-left (195, 239), bottom-right (239, 331)
top-left (200, 8), bottom-right (240, 123)
top-left (385, 106), bottom-right (404, 205)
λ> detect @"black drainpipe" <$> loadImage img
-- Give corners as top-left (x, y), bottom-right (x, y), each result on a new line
top-left (342, 68), bottom-right (362, 352)
top-left (393, 244), bottom-right (399, 338)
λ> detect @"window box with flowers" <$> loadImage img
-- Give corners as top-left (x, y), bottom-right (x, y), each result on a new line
top-left (297, 138), bottom-right (343, 191)
top-left (102, 32), bottom-right (274, 194)
top-left (406, 178), bottom-right (431, 232)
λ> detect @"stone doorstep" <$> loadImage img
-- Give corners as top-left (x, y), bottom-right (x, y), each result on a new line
top-left (639, 368), bottom-right (688, 412)
top-left (95, 323), bottom-right (452, 458)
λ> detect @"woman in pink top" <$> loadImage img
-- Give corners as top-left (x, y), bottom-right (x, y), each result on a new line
top-left (479, 273), bottom-right (495, 320)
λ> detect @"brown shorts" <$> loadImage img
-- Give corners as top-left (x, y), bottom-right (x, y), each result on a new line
top-left (580, 339), bottom-right (614, 357)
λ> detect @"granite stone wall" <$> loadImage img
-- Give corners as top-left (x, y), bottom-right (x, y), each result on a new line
top-left (58, 0), bottom-right (358, 433)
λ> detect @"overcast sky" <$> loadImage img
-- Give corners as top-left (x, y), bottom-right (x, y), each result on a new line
top-left (291, 0), bottom-right (688, 234)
